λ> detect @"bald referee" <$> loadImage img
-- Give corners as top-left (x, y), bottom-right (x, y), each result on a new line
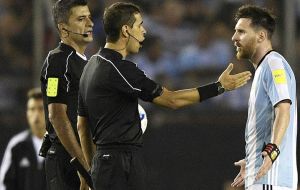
top-left (77, 2), bottom-right (252, 190)
top-left (40, 0), bottom-right (93, 189)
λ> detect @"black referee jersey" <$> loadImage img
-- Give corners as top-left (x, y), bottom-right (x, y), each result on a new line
top-left (78, 48), bottom-right (162, 146)
top-left (40, 42), bottom-right (87, 142)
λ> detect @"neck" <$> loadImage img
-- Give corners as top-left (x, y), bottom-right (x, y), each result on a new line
top-left (31, 130), bottom-right (44, 139)
top-left (250, 41), bottom-right (272, 69)
top-left (62, 39), bottom-right (87, 55)
top-left (104, 40), bottom-right (128, 59)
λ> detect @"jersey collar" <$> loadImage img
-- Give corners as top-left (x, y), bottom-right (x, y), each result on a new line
top-left (100, 48), bottom-right (123, 61)
top-left (256, 50), bottom-right (274, 69)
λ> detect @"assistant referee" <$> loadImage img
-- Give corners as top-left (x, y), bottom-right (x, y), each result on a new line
top-left (40, 0), bottom-right (93, 189)
top-left (77, 2), bottom-right (252, 190)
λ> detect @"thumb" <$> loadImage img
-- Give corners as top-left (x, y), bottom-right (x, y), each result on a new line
top-left (224, 63), bottom-right (234, 74)
top-left (262, 151), bottom-right (268, 157)
top-left (234, 160), bottom-right (241, 166)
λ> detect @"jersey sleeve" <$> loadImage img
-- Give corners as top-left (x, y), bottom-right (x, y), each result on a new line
top-left (43, 54), bottom-right (70, 105)
top-left (264, 57), bottom-right (292, 106)
top-left (110, 60), bottom-right (162, 102)
top-left (78, 92), bottom-right (88, 117)
top-left (0, 141), bottom-right (17, 190)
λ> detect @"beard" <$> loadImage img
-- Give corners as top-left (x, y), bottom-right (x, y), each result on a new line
top-left (236, 39), bottom-right (256, 60)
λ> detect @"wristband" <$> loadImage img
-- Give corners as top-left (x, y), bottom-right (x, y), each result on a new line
top-left (197, 82), bottom-right (224, 102)
top-left (262, 143), bottom-right (280, 163)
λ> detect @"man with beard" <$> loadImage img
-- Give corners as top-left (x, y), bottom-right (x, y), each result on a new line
top-left (231, 5), bottom-right (297, 190)
top-left (77, 2), bottom-right (252, 190)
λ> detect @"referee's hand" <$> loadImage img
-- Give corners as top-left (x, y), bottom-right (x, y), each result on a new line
top-left (78, 173), bottom-right (90, 190)
top-left (218, 63), bottom-right (252, 91)
top-left (231, 159), bottom-right (246, 187)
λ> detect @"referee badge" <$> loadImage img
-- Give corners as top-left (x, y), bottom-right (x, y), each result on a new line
top-left (47, 78), bottom-right (59, 97)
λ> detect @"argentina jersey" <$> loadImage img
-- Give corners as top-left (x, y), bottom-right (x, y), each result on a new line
top-left (245, 51), bottom-right (297, 189)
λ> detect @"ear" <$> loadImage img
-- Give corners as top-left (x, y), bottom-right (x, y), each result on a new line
top-left (257, 30), bottom-right (267, 43)
top-left (121, 25), bottom-right (129, 38)
top-left (58, 23), bottom-right (67, 35)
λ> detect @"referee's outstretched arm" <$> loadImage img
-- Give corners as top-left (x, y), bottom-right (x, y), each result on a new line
top-left (153, 63), bottom-right (251, 109)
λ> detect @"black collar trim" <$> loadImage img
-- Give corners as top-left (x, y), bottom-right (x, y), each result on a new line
top-left (256, 50), bottom-right (274, 68)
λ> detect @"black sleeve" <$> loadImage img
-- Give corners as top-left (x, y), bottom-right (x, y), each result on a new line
top-left (78, 92), bottom-right (88, 117)
top-left (44, 54), bottom-right (70, 105)
top-left (110, 60), bottom-right (162, 102)
top-left (1, 148), bottom-right (17, 190)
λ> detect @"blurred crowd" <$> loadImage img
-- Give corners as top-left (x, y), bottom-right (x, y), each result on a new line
top-left (0, 0), bottom-right (299, 142)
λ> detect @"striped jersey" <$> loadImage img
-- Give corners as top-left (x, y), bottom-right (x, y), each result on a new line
top-left (245, 51), bottom-right (298, 189)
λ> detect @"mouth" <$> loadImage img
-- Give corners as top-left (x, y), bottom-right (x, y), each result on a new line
top-left (235, 43), bottom-right (242, 52)
top-left (84, 30), bottom-right (93, 36)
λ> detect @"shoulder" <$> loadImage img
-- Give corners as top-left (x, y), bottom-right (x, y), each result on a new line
top-left (5, 130), bottom-right (30, 151)
top-left (265, 51), bottom-right (286, 71)
top-left (46, 45), bottom-right (76, 68)
top-left (117, 60), bottom-right (142, 74)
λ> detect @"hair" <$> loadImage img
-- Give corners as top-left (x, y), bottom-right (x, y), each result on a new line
top-left (27, 88), bottom-right (42, 101)
top-left (103, 2), bottom-right (141, 42)
top-left (235, 5), bottom-right (276, 39)
top-left (52, 0), bottom-right (88, 30)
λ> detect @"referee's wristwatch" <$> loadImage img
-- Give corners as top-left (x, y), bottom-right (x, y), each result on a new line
top-left (216, 81), bottom-right (225, 95)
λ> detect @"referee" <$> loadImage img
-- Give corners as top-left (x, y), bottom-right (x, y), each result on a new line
top-left (40, 0), bottom-right (93, 189)
top-left (77, 2), bottom-right (252, 190)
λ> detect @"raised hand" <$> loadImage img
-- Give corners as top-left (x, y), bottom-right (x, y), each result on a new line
top-left (218, 63), bottom-right (251, 91)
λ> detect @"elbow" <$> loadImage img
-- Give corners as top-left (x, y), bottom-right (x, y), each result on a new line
top-left (168, 99), bottom-right (181, 110)
top-left (48, 112), bottom-right (56, 125)
top-left (48, 112), bottom-right (64, 127)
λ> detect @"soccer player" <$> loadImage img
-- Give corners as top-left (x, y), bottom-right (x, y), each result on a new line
top-left (40, 0), bottom-right (93, 189)
top-left (77, 2), bottom-right (251, 190)
top-left (0, 88), bottom-right (46, 190)
top-left (231, 5), bottom-right (298, 190)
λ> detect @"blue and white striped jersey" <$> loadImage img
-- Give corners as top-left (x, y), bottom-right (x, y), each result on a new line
top-left (245, 51), bottom-right (298, 189)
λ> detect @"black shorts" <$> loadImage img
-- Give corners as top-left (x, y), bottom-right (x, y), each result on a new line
top-left (92, 145), bottom-right (146, 190)
top-left (45, 143), bottom-right (80, 190)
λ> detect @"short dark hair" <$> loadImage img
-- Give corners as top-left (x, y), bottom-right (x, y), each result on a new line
top-left (27, 88), bottom-right (42, 100)
top-left (235, 5), bottom-right (276, 39)
top-left (103, 2), bottom-right (141, 42)
top-left (52, 0), bottom-right (88, 30)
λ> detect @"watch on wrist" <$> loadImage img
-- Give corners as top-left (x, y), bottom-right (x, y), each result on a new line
top-left (216, 81), bottom-right (225, 95)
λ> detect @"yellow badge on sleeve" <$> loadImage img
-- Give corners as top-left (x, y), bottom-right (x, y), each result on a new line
top-left (47, 78), bottom-right (59, 97)
top-left (272, 69), bottom-right (287, 84)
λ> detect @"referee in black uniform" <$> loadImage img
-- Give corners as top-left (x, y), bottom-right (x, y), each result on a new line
top-left (77, 2), bottom-right (252, 190)
top-left (40, 0), bottom-right (93, 189)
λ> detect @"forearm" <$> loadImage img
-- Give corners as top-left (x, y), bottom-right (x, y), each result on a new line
top-left (154, 82), bottom-right (224, 109)
top-left (153, 88), bottom-right (199, 109)
top-left (51, 118), bottom-right (88, 167)
top-left (78, 123), bottom-right (95, 168)
top-left (271, 104), bottom-right (290, 146)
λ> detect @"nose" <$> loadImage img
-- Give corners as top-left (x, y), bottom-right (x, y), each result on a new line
top-left (232, 32), bottom-right (237, 42)
top-left (142, 26), bottom-right (146, 35)
top-left (87, 17), bottom-right (94, 27)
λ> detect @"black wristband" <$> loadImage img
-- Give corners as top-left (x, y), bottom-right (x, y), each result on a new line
top-left (197, 82), bottom-right (224, 102)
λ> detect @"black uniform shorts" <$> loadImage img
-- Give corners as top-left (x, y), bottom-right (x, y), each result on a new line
top-left (45, 143), bottom-right (80, 190)
top-left (92, 145), bottom-right (146, 190)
